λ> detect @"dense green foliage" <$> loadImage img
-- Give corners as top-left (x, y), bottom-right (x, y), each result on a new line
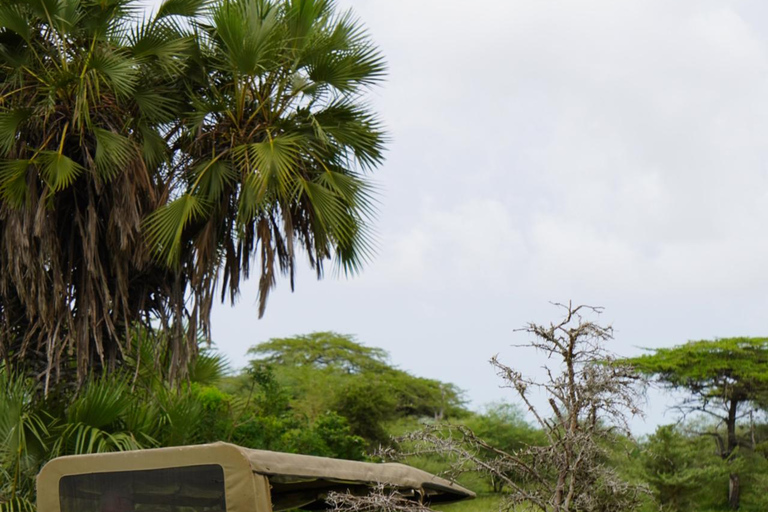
top-left (0, 348), bottom-right (367, 509)
top-left (621, 338), bottom-right (768, 509)
top-left (625, 338), bottom-right (768, 395)
top-left (638, 425), bottom-right (730, 511)
top-left (0, 333), bottom-right (468, 510)
top-left (0, 0), bottom-right (385, 385)
top-left (245, 332), bottom-right (467, 446)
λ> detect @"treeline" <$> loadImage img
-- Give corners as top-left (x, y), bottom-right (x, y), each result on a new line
top-left (4, 329), bottom-right (768, 512)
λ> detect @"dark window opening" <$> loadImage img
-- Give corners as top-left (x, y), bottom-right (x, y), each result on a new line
top-left (59, 464), bottom-right (226, 512)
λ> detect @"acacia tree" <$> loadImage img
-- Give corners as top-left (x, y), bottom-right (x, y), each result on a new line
top-left (247, 332), bottom-right (466, 446)
top-left (379, 304), bottom-right (645, 512)
top-left (621, 337), bottom-right (768, 510)
top-left (0, 0), bottom-right (385, 386)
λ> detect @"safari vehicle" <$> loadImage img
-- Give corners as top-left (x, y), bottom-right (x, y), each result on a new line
top-left (37, 442), bottom-right (474, 512)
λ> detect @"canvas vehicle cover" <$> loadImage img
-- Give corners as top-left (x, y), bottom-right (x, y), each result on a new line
top-left (37, 442), bottom-right (474, 512)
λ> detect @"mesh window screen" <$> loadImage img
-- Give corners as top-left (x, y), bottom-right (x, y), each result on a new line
top-left (59, 464), bottom-right (226, 512)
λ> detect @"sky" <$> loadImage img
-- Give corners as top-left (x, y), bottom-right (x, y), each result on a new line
top-left (145, 0), bottom-right (768, 434)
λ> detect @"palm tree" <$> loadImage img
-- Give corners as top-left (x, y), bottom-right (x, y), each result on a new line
top-left (0, 0), bottom-right (385, 385)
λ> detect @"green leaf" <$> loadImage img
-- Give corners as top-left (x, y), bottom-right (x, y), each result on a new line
top-left (36, 152), bottom-right (84, 191)
top-left (284, 0), bottom-right (331, 41)
top-left (311, 101), bottom-right (385, 170)
top-left (0, 497), bottom-right (37, 512)
top-left (233, 135), bottom-right (302, 195)
top-left (0, 109), bottom-right (31, 154)
top-left (156, 0), bottom-right (211, 19)
top-left (144, 194), bottom-right (209, 267)
top-left (89, 49), bottom-right (139, 99)
top-left (301, 11), bottom-right (385, 92)
top-left (0, 4), bottom-right (31, 42)
top-left (93, 127), bottom-right (134, 180)
top-left (134, 89), bottom-right (180, 123)
top-left (0, 159), bottom-right (30, 207)
top-left (211, 0), bottom-right (281, 75)
top-left (129, 18), bottom-right (194, 74)
top-left (139, 124), bottom-right (168, 167)
top-left (192, 158), bottom-right (237, 197)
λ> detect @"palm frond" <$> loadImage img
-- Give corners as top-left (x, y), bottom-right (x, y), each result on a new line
top-left (234, 134), bottom-right (302, 196)
top-left (192, 158), bottom-right (237, 197)
top-left (333, 215), bottom-right (376, 276)
top-left (156, 0), bottom-right (212, 19)
top-left (284, 0), bottom-right (331, 41)
top-left (0, 4), bottom-right (31, 43)
top-left (210, 0), bottom-right (282, 75)
top-left (0, 370), bottom-right (51, 500)
top-left (54, 377), bottom-right (142, 454)
top-left (190, 348), bottom-right (230, 385)
top-left (129, 18), bottom-right (194, 75)
top-left (25, 0), bottom-right (63, 24)
top-left (143, 193), bottom-right (210, 266)
top-left (154, 388), bottom-right (204, 446)
top-left (36, 151), bottom-right (84, 191)
top-left (139, 124), bottom-right (169, 167)
top-left (300, 10), bottom-right (385, 92)
top-left (55, 0), bottom-right (85, 35)
top-left (305, 42), bottom-right (385, 92)
top-left (134, 88), bottom-right (180, 122)
top-left (0, 159), bottom-right (30, 207)
top-left (310, 101), bottom-right (385, 170)
top-left (88, 49), bottom-right (139, 99)
top-left (0, 497), bottom-right (36, 512)
top-left (93, 127), bottom-right (135, 180)
top-left (0, 109), bottom-right (30, 154)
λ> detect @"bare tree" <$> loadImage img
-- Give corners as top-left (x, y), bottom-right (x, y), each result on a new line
top-left (371, 303), bottom-right (646, 512)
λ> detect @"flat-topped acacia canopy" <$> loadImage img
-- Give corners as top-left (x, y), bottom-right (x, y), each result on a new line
top-left (37, 442), bottom-right (474, 512)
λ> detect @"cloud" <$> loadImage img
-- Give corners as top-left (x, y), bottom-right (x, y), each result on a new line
top-left (376, 198), bottom-right (527, 290)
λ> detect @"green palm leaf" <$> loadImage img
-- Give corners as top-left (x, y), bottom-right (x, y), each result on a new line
top-left (88, 49), bottom-right (139, 99)
top-left (36, 152), bottom-right (84, 191)
top-left (156, 0), bottom-right (212, 19)
top-left (93, 127), bottom-right (134, 180)
top-left (139, 124), bottom-right (169, 167)
top-left (54, 377), bottom-right (142, 455)
top-left (211, 0), bottom-right (282, 75)
top-left (301, 11), bottom-right (385, 92)
top-left (129, 18), bottom-right (194, 75)
top-left (234, 135), bottom-right (302, 193)
top-left (0, 4), bottom-right (31, 43)
top-left (0, 497), bottom-right (36, 512)
top-left (0, 159), bottom-right (30, 207)
top-left (143, 193), bottom-right (210, 267)
top-left (0, 370), bottom-right (51, 504)
top-left (0, 109), bottom-right (30, 154)
top-left (311, 101), bottom-right (385, 170)
top-left (192, 158), bottom-right (237, 197)
top-left (134, 88), bottom-right (180, 123)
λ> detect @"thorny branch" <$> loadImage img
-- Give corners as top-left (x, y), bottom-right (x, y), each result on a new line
top-left (326, 484), bottom-right (434, 512)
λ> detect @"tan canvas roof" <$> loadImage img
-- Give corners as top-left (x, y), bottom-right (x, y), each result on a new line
top-left (38, 442), bottom-right (474, 512)
top-left (237, 444), bottom-right (474, 509)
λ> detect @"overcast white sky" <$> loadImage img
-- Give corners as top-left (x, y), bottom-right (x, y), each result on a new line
top-left (146, 0), bottom-right (768, 434)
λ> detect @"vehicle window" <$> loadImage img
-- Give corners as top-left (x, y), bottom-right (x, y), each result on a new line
top-left (59, 464), bottom-right (226, 512)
